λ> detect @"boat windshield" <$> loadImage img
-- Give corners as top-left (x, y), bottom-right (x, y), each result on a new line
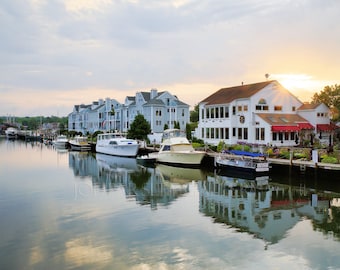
top-left (98, 133), bottom-right (124, 140)
top-left (162, 129), bottom-right (186, 141)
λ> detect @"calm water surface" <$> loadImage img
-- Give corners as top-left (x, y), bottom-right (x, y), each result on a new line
top-left (0, 139), bottom-right (340, 270)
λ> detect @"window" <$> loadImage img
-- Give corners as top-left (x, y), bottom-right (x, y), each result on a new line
top-left (243, 128), bottom-right (248, 140)
top-left (225, 107), bottom-right (229, 118)
top-left (292, 106), bottom-right (296, 111)
top-left (258, 98), bottom-right (266, 104)
top-left (285, 132), bottom-right (289, 140)
top-left (274, 106), bottom-right (282, 111)
top-left (232, 106), bottom-right (236, 115)
top-left (272, 133), bottom-right (277, 141)
top-left (256, 99), bottom-right (268, 111)
top-left (211, 108), bottom-right (215, 118)
top-left (278, 132), bottom-right (283, 142)
top-left (201, 128), bottom-right (204, 138)
top-left (215, 107), bottom-right (219, 118)
top-left (238, 128), bottom-right (242, 139)
top-left (220, 107), bottom-right (224, 118)
top-left (201, 109), bottom-right (204, 119)
top-left (225, 128), bottom-right (229, 139)
top-left (238, 106), bottom-right (242, 112)
top-left (244, 105), bottom-right (248, 111)
top-left (232, 128), bottom-right (236, 137)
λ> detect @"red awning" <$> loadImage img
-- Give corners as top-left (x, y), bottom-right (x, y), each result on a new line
top-left (317, 124), bottom-right (334, 131)
top-left (272, 125), bottom-right (300, 132)
top-left (297, 123), bottom-right (314, 130)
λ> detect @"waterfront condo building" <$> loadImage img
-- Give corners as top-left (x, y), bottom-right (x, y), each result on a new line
top-left (68, 89), bottom-right (190, 136)
top-left (197, 80), bottom-right (334, 147)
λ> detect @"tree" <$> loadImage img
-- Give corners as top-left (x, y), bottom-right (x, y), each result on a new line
top-left (311, 84), bottom-right (340, 120)
top-left (127, 114), bottom-right (151, 140)
top-left (190, 104), bottom-right (199, 123)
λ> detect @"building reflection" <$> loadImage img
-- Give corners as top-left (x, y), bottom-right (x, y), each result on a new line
top-left (67, 151), bottom-right (340, 244)
top-left (198, 170), bottom-right (340, 245)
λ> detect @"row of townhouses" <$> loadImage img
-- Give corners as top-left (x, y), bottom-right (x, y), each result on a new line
top-left (68, 80), bottom-right (335, 147)
top-left (68, 89), bottom-right (190, 137)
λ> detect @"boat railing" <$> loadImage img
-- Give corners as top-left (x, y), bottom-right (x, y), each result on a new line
top-left (219, 152), bottom-right (267, 163)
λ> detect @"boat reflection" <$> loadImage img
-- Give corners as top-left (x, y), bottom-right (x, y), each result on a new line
top-left (67, 151), bottom-right (340, 245)
top-left (68, 152), bottom-right (207, 209)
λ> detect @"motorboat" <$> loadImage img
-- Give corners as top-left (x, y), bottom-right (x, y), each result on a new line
top-left (69, 136), bottom-right (91, 151)
top-left (156, 129), bottom-right (206, 167)
top-left (52, 135), bottom-right (69, 148)
top-left (216, 150), bottom-right (270, 174)
top-left (136, 154), bottom-right (157, 167)
top-left (95, 133), bottom-right (139, 157)
top-left (5, 127), bottom-right (18, 139)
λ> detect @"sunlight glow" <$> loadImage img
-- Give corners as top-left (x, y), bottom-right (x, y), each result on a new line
top-left (271, 73), bottom-right (333, 102)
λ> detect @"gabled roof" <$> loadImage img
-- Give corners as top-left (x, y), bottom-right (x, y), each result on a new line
top-left (126, 96), bottom-right (135, 101)
top-left (144, 99), bottom-right (164, 106)
top-left (298, 103), bottom-right (321, 110)
top-left (200, 80), bottom-right (275, 105)
top-left (173, 100), bottom-right (189, 107)
top-left (140, 92), bottom-right (150, 101)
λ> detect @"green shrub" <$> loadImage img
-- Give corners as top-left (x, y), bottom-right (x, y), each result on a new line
top-left (293, 152), bottom-right (306, 159)
top-left (279, 150), bottom-right (290, 159)
top-left (320, 155), bottom-right (338, 164)
top-left (192, 142), bottom-right (203, 149)
top-left (217, 141), bottom-right (225, 152)
top-left (267, 148), bottom-right (274, 157)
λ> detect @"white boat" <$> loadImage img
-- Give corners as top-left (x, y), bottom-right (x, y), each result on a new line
top-left (156, 129), bottom-right (206, 167)
top-left (52, 135), bottom-right (69, 148)
top-left (95, 133), bottom-right (139, 157)
top-left (5, 127), bottom-right (18, 139)
top-left (216, 150), bottom-right (270, 174)
top-left (69, 136), bottom-right (91, 151)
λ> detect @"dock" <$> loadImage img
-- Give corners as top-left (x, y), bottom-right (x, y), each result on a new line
top-left (206, 152), bottom-right (340, 172)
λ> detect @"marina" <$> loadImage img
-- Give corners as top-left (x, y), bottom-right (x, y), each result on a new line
top-left (0, 138), bottom-right (340, 270)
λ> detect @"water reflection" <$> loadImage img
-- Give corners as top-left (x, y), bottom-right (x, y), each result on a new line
top-left (66, 151), bottom-right (340, 246)
top-left (199, 170), bottom-right (340, 245)
top-left (68, 152), bottom-right (207, 209)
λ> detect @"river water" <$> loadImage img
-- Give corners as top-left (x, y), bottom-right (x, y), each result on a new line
top-left (0, 139), bottom-right (339, 270)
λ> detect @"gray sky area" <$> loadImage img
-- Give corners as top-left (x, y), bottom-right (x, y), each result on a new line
top-left (1, 0), bottom-right (339, 116)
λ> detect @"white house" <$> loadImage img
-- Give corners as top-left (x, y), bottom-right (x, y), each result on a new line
top-left (197, 80), bottom-right (334, 147)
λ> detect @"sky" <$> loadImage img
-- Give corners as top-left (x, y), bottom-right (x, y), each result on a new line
top-left (1, 0), bottom-right (339, 117)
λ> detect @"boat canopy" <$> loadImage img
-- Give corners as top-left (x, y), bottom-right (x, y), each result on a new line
top-left (229, 150), bottom-right (266, 157)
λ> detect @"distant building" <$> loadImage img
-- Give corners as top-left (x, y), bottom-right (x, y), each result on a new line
top-left (197, 80), bottom-right (334, 147)
top-left (68, 89), bottom-right (190, 137)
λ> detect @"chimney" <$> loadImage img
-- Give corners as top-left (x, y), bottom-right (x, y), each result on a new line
top-left (150, 88), bottom-right (158, 99)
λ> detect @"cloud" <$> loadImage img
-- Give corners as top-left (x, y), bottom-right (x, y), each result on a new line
top-left (0, 0), bottom-right (339, 116)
